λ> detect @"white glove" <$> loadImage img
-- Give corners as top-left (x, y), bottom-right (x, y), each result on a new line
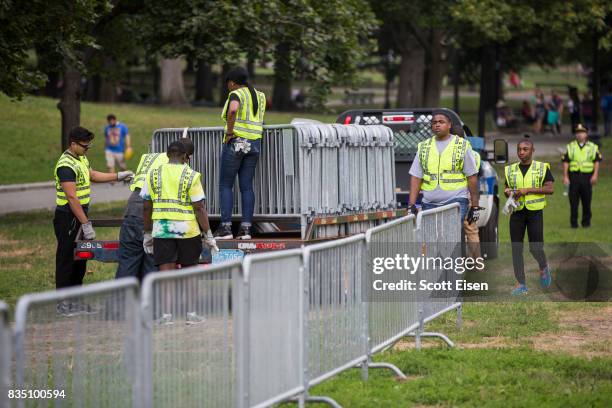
top-left (81, 221), bottom-right (96, 240)
top-left (202, 230), bottom-right (219, 255)
top-left (117, 170), bottom-right (135, 182)
top-left (143, 233), bottom-right (154, 255)
top-left (503, 192), bottom-right (519, 215)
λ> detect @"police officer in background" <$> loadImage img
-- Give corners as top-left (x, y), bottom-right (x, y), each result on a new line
top-left (504, 139), bottom-right (554, 295)
top-left (562, 124), bottom-right (602, 228)
top-left (53, 127), bottom-right (134, 295)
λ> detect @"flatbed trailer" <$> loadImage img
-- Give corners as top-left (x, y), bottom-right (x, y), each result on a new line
top-left (74, 208), bottom-right (408, 264)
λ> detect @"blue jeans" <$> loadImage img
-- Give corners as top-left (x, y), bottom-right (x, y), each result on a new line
top-left (116, 216), bottom-right (157, 281)
top-left (421, 197), bottom-right (469, 221)
top-left (220, 139), bottom-right (261, 225)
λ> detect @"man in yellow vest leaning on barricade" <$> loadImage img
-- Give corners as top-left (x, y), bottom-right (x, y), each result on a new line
top-left (562, 124), bottom-right (602, 228)
top-left (504, 138), bottom-right (554, 295)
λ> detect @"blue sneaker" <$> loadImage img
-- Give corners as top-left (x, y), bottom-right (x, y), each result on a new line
top-left (511, 284), bottom-right (528, 296)
top-left (540, 265), bottom-right (552, 288)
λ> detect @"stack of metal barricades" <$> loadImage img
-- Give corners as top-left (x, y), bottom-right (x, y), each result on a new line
top-left (151, 124), bottom-right (396, 238)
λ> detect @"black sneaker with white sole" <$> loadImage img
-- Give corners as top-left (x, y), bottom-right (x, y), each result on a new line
top-left (214, 225), bottom-right (233, 240)
top-left (236, 226), bottom-right (251, 240)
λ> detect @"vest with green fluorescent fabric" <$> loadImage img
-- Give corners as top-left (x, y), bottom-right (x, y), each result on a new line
top-left (221, 87), bottom-right (266, 140)
top-left (504, 161), bottom-right (549, 211)
top-left (54, 151), bottom-right (91, 206)
top-left (417, 135), bottom-right (470, 191)
top-left (147, 163), bottom-right (201, 221)
top-left (130, 153), bottom-right (169, 191)
top-left (566, 140), bottom-right (598, 173)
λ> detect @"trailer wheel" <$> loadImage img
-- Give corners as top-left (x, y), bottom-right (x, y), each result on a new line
top-left (480, 202), bottom-right (498, 260)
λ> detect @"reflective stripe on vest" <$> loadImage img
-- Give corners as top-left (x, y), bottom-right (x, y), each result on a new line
top-left (567, 140), bottom-right (597, 173)
top-left (221, 87), bottom-right (266, 140)
top-left (417, 135), bottom-right (470, 191)
top-left (130, 153), bottom-right (169, 191)
top-left (54, 152), bottom-right (91, 206)
top-left (147, 163), bottom-right (200, 221)
top-left (504, 161), bottom-right (549, 211)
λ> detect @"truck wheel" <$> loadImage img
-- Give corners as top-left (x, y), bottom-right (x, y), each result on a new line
top-left (479, 202), bottom-right (498, 260)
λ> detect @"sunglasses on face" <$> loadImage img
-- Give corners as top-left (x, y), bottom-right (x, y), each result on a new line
top-left (76, 142), bottom-right (93, 149)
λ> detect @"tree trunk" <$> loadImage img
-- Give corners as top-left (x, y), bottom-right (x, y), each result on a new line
top-left (57, 63), bottom-right (82, 151)
top-left (422, 30), bottom-right (448, 107)
top-left (219, 63), bottom-right (230, 106)
top-left (247, 56), bottom-right (255, 80)
top-left (396, 47), bottom-right (425, 107)
top-left (195, 59), bottom-right (214, 102)
top-left (272, 42), bottom-right (293, 111)
top-left (99, 77), bottom-right (117, 103)
top-left (44, 71), bottom-right (60, 98)
top-left (84, 74), bottom-right (101, 101)
top-left (159, 58), bottom-right (187, 105)
top-left (478, 46), bottom-right (496, 137)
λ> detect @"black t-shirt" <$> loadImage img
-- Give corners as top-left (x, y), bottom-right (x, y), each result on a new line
top-left (56, 156), bottom-right (89, 213)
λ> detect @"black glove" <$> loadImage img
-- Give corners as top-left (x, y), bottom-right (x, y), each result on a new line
top-left (409, 204), bottom-right (419, 215)
top-left (466, 206), bottom-right (484, 225)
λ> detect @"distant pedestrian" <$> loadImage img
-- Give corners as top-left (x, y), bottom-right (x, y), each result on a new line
top-left (601, 85), bottom-right (612, 137)
top-left (551, 91), bottom-right (564, 134)
top-left (567, 87), bottom-right (581, 131)
top-left (104, 114), bottom-right (131, 174)
top-left (581, 93), bottom-right (594, 129)
top-left (521, 100), bottom-right (534, 124)
top-left (531, 89), bottom-right (546, 134)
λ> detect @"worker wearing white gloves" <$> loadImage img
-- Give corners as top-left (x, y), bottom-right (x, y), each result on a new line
top-left (142, 141), bottom-right (218, 272)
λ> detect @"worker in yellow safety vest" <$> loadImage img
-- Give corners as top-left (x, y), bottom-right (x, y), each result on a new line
top-left (142, 141), bottom-right (218, 272)
top-left (214, 67), bottom-right (266, 240)
top-left (115, 138), bottom-right (195, 281)
top-left (504, 138), bottom-right (554, 295)
top-left (408, 110), bottom-right (481, 225)
top-left (53, 127), bottom-right (134, 310)
top-left (562, 124), bottom-right (602, 228)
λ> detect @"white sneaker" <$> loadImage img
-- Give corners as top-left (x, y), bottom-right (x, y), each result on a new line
top-left (157, 313), bottom-right (174, 325)
top-left (186, 312), bottom-right (205, 325)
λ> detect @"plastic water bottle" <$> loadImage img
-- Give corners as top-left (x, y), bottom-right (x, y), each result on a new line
top-left (563, 184), bottom-right (569, 196)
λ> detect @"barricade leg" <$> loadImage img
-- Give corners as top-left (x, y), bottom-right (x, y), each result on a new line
top-left (456, 303), bottom-right (463, 329)
top-left (358, 355), bottom-right (407, 380)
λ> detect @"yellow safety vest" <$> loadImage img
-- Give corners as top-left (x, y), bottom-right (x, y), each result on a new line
top-left (417, 135), bottom-right (470, 191)
top-left (130, 153), bottom-right (169, 191)
top-left (54, 151), bottom-right (91, 206)
top-left (221, 86), bottom-right (266, 140)
top-left (147, 163), bottom-right (201, 221)
top-left (504, 161), bottom-right (549, 211)
top-left (566, 140), bottom-right (598, 173)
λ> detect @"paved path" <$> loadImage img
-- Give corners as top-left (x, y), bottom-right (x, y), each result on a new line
top-left (0, 182), bottom-right (131, 215)
top-left (499, 133), bottom-right (572, 160)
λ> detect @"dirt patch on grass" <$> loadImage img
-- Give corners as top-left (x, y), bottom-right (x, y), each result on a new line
top-left (393, 336), bottom-right (509, 351)
top-left (527, 306), bottom-right (612, 358)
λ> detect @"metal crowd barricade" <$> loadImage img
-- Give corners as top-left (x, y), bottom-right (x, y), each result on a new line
top-left (150, 124), bottom-right (396, 239)
top-left (303, 235), bottom-right (368, 391)
top-left (414, 203), bottom-right (463, 348)
top-left (0, 302), bottom-right (10, 408)
top-left (365, 215), bottom-right (420, 355)
top-left (13, 278), bottom-right (141, 408)
top-left (140, 261), bottom-right (241, 408)
top-left (239, 250), bottom-right (305, 408)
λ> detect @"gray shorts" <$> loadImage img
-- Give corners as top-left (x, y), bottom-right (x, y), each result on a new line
top-left (105, 150), bottom-right (126, 169)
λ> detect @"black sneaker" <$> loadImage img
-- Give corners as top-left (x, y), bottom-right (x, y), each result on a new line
top-left (236, 225), bottom-right (252, 240)
top-left (214, 225), bottom-right (233, 240)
